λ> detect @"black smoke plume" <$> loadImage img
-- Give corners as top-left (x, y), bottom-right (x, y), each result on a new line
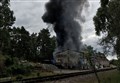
top-left (42, 0), bottom-right (89, 53)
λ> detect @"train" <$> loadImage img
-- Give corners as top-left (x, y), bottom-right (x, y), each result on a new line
top-left (53, 50), bottom-right (110, 69)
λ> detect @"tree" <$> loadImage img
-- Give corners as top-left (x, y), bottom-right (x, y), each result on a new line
top-left (0, 0), bottom-right (15, 28)
top-left (9, 27), bottom-right (20, 56)
top-left (7, 26), bottom-right (31, 59)
top-left (110, 59), bottom-right (118, 66)
top-left (93, 0), bottom-right (120, 68)
top-left (17, 26), bottom-right (30, 59)
top-left (0, 27), bottom-right (12, 55)
top-left (29, 33), bottom-right (38, 61)
top-left (0, 0), bottom-right (15, 54)
top-left (37, 29), bottom-right (56, 60)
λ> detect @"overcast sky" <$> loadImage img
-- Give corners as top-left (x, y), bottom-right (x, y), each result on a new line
top-left (10, 0), bottom-right (117, 60)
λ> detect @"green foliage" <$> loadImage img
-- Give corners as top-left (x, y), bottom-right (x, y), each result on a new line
top-left (37, 29), bottom-right (56, 60)
top-left (9, 64), bottom-right (32, 75)
top-left (0, 28), bottom-right (56, 77)
top-left (29, 33), bottom-right (37, 60)
top-left (0, 54), bottom-right (6, 77)
top-left (0, 55), bottom-right (33, 77)
top-left (0, 0), bottom-right (15, 28)
top-left (117, 59), bottom-right (120, 70)
top-left (0, 0), bottom-right (56, 62)
top-left (100, 0), bottom-right (109, 7)
top-left (2, 63), bottom-right (32, 77)
top-left (16, 75), bottom-right (23, 81)
top-left (0, 0), bottom-right (56, 78)
top-left (5, 56), bottom-right (18, 66)
top-left (94, 0), bottom-right (120, 67)
top-left (110, 59), bottom-right (118, 66)
top-left (93, 0), bottom-right (120, 68)
top-left (37, 72), bottom-right (40, 77)
top-left (0, 27), bottom-right (56, 62)
top-left (0, 0), bottom-right (15, 54)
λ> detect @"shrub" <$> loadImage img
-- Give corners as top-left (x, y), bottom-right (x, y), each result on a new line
top-left (117, 59), bottom-right (120, 71)
top-left (9, 64), bottom-right (32, 75)
top-left (5, 56), bottom-right (14, 66)
top-left (37, 72), bottom-right (40, 77)
top-left (16, 75), bottom-right (23, 81)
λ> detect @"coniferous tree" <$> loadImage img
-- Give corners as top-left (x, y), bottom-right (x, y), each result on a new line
top-left (18, 26), bottom-right (30, 59)
top-left (29, 33), bottom-right (38, 61)
top-left (0, 0), bottom-right (15, 54)
top-left (37, 29), bottom-right (56, 60)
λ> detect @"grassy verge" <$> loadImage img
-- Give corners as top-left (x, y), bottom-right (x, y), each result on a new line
top-left (79, 70), bottom-right (120, 83)
top-left (99, 70), bottom-right (120, 83)
top-left (0, 54), bottom-right (56, 82)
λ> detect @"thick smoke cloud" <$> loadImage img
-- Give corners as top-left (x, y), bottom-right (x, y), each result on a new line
top-left (42, 0), bottom-right (89, 53)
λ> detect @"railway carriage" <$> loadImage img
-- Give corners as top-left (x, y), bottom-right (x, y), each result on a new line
top-left (54, 50), bottom-right (90, 69)
top-left (53, 50), bottom-right (110, 69)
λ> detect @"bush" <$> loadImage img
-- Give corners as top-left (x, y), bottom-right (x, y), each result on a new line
top-left (117, 59), bottom-right (120, 71)
top-left (0, 54), bottom-right (6, 76)
top-left (37, 72), bottom-right (40, 77)
top-left (16, 75), bottom-right (23, 81)
top-left (5, 57), bottom-right (19, 67)
top-left (5, 56), bottom-right (14, 66)
top-left (9, 64), bottom-right (32, 75)
top-left (0, 55), bottom-right (33, 77)
top-left (0, 63), bottom-right (33, 78)
top-left (0, 69), bottom-right (9, 77)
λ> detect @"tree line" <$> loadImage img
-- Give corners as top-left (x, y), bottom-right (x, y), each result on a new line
top-left (0, 27), bottom-right (56, 61)
top-left (0, 0), bottom-right (56, 62)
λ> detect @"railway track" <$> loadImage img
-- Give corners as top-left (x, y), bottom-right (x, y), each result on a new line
top-left (1, 67), bottom-right (117, 83)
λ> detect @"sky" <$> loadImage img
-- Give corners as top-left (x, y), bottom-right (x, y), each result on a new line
top-left (10, 0), bottom-right (117, 60)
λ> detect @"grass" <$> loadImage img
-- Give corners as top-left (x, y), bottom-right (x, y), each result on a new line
top-left (0, 70), bottom-right (55, 82)
top-left (99, 70), bottom-right (120, 83)
top-left (79, 70), bottom-right (120, 83)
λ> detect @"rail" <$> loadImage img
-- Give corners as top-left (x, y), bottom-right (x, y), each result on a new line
top-left (0, 67), bottom-right (117, 83)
